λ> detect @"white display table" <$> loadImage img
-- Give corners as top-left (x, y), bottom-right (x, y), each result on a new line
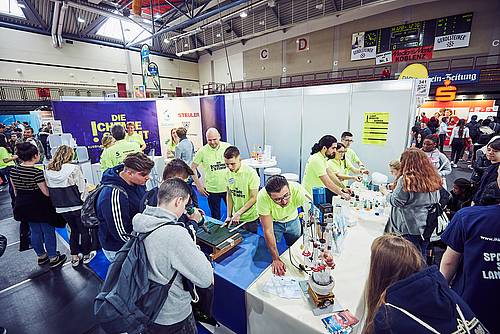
top-left (242, 158), bottom-right (278, 185)
top-left (246, 188), bottom-right (387, 334)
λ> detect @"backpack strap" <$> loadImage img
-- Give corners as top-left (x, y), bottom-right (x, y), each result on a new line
top-left (385, 303), bottom-right (440, 334)
top-left (455, 305), bottom-right (471, 334)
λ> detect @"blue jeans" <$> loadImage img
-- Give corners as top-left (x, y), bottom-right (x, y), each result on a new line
top-left (274, 217), bottom-right (301, 246)
top-left (28, 222), bottom-right (57, 258)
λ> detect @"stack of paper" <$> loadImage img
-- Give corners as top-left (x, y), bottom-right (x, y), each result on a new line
top-left (261, 275), bottom-right (303, 299)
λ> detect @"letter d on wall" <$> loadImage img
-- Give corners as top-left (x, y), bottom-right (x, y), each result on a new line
top-left (296, 37), bottom-right (309, 52)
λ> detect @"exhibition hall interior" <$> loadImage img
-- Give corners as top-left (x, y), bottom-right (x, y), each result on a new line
top-left (1, 0), bottom-right (500, 333)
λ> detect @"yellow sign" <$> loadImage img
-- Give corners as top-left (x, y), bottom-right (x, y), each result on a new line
top-left (398, 63), bottom-right (428, 80)
top-left (362, 112), bottom-right (389, 145)
top-left (435, 79), bottom-right (457, 101)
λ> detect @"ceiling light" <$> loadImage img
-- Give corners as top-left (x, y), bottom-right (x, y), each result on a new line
top-left (164, 38), bottom-right (170, 44)
top-left (240, 11), bottom-right (248, 18)
top-left (17, 2), bottom-right (26, 8)
top-left (184, 43), bottom-right (189, 47)
top-left (77, 17), bottom-right (85, 23)
top-left (216, 33), bottom-right (221, 37)
top-left (268, 0), bottom-right (276, 7)
top-left (315, 3), bottom-right (323, 9)
top-left (154, 13), bottom-right (162, 19)
top-left (259, 20), bottom-right (265, 25)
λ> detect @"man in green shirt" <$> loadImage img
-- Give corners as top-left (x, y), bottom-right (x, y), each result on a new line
top-left (100, 124), bottom-right (141, 171)
top-left (191, 128), bottom-right (230, 220)
top-left (302, 135), bottom-right (351, 201)
top-left (257, 175), bottom-right (310, 276)
top-left (341, 131), bottom-right (365, 170)
top-left (223, 146), bottom-right (260, 233)
top-left (126, 122), bottom-right (146, 151)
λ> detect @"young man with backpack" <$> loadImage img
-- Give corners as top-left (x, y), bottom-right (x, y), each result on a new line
top-left (133, 178), bottom-right (213, 333)
top-left (466, 115), bottom-right (480, 143)
top-left (96, 152), bottom-right (154, 261)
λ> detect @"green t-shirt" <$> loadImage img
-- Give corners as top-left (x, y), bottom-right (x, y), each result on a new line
top-left (328, 158), bottom-right (353, 186)
top-left (302, 152), bottom-right (328, 195)
top-left (256, 181), bottom-right (308, 222)
top-left (0, 147), bottom-right (15, 169)
top-left (126, 132), bottom-right (146, 148)
top-left (193, 142), bottom-right (230, 193)
top-left (345, 148), bottom-right (361, 167)
top-left (225, 163), bottom-right (260, 222)
top-left (100, 139), bottom-right (141, 171)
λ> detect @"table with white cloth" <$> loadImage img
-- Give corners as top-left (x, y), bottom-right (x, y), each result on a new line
top-left (241, 158), bottom-right (278, 185)
top-left (245, 187), bottom-right (388, 334)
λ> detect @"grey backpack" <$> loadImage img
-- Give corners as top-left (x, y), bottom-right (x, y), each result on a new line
top-left (81, 184), bottom-right (127, 229)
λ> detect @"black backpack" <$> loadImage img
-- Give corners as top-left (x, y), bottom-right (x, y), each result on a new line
top-left (94, 222), bottom-right (178, 334)
top-left (423, 187), bottom-right (451, 242)
top-left (466, 122), bottom-right (480, 142)
top-left (81, 184), bottom-right (127, 229)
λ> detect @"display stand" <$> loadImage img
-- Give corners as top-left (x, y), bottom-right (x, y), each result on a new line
top-left (196, 220), bottom-right (243, 261)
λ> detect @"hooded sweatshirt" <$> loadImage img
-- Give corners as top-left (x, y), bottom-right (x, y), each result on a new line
top-left (133, 206), bottom-right (213, 325)
top-left (374, 266), bottom-right (488, 334)
top-left (45, 163), bottom-right (87, 213)
top-left (96, 164), bottom-right (146, 251)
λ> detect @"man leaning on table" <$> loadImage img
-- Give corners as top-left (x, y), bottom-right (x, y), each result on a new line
top-left (341, 131), bottom-right (365, 170)
top-left (256, 175), bottom-right (310, 276)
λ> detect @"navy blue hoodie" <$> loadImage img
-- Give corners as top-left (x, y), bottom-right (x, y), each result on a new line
top-left (374, 266), bottom-right (489, 334)
top-left (96, 165), bottom-right (146, 251)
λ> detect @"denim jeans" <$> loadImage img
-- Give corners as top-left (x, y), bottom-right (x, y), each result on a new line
top-left (274, 217), bottom-right (301, 246)
top-left (147, 313), bottom-right (197, 334)
top-left (102, 249), bottom-right (117, 262)
top-left (28, 222), bottom-right (57, 258)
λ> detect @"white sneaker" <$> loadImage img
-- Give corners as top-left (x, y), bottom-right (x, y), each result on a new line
top-left (452, 163), bottom-right (458, 168)
top-left (83, 250), bottom-right (97, 264)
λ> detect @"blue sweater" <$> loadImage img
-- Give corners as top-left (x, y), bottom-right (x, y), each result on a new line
top-left (374, 266), bottom-right (488, 334)
top-left (96, 165), bottom-right (146, 251)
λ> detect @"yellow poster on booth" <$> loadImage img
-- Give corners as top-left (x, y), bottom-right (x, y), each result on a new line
top-left (362, 112), bottom-right (389, 145)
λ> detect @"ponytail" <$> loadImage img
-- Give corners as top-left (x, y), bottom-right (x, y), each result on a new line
top-left (310, 135), bottom-right (337, 155)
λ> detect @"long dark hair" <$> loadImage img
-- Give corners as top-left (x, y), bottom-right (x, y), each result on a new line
top-left (457, 119), bottom-right (465, 138)
top-left (311, 135), bottom-right (337, 155)
top-left (0, 134), bottom-right (11, 153)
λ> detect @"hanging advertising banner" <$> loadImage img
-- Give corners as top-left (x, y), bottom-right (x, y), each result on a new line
top-left (52, 101), bottom-right (161, 163)
top-left (376, 51), bottom-right (392, 65)
top-left (433, 32), bottom-right (471, 51)
top-left (428, 69), bottom-right (480, 85)
top-left (140, 44), bottom-right (150, 88)
top-left (399, 63), bottom-right (429, 80)
top-left (392, 46), bottom-right (433, 63)
top-left (147, 62), bottom-right (161, 95)
top-left (415, 78), bottom-right (431, 106)
top-left (352, 32), bottom-right (365, 49)
top-left (156, 98), bottom-right (204, 155)
top-left (134, 85), bottom-right (146, 98)
top-left (351, 47), bottom-right (376, 61)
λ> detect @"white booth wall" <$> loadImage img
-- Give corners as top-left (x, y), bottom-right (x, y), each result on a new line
top-left (225, 79), bottom-right (417, 178)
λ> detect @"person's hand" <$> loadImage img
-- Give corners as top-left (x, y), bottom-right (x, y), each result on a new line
top-left (187, 208), bottom-right (203, 224)
top-left (361, 169), bottom-right (370, 175)
top-left (271, 259), bottom-right (286, 276)
top-left (388, 182), bottom-right (396, 191)
top-left (12, 155), bottom-right (18, 160)
top-left (223, 217), bottom-right (231, 228)
top-left (231, 212), bottom-right (241, 224)
top-left (196, 184), bottom-right (209, 197)
top-left (354, 175), bottom-right (362, 182)
top-left (340, 190), bottom-right (351, 201)
top-left (321, 252), bottom-right (335, 269)
top-left (379, 184), bottom-right (388, 195)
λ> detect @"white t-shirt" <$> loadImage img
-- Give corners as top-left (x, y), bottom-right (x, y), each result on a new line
top-left (450, 126), bottom-right (469, 141)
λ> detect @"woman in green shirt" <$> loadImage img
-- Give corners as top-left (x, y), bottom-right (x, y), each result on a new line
top-left (0, 134), bottom-right (17, 205)
top-left (166, 128), bottom-right (179, 158)
top-left (328, 143), bottom-right (364, 186)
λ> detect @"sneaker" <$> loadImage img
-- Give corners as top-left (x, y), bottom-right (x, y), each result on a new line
top-left (71, 255), bottom-right (81, 268)
top-left (37, 254), bottom-right (50, 265)
top-left (49, 254), bottom-right (67, 269)
top-left (83, 251), bottom-right (97, 265)
top-left (452, 163), bottom-right (458, 168)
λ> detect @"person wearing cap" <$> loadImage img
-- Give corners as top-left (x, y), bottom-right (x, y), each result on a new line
top-left (125, 121), bottom-right (146, 151)
top-left (223, 146), bottom-right (260, 233)
top-left (191, 128), bottom-right (230, 220)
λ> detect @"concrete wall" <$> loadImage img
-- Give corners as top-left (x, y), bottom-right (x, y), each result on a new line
top-left (0, 28), bottom-right (200, 94)
top-left (199, 0), bottom-right (500, 86)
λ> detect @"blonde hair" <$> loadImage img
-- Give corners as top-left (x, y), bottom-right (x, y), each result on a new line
top-left (101, 134), bottom-right (115, 148)
top-left (47, 145), bottom-right (74, 171)
top-left (388, 160), bottom-right (401, 171)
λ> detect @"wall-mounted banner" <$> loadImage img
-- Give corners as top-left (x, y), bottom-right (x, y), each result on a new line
top-left (392, 46), bottom-right (433, 63)
top-left (351, 47), bottom-right (376, 61)
top-left (260, 48), bottom-right (269, 60)
top-left (155, 98), bottom-right (203, 156)
top-left (296, 37), bottom-right (309, 52)
top-left (399, 63), bottom-right (429, 80)
top-left (134, 85), bottom-right (146, 98)
top-left (433, 32), bottom-right (471, 51)
top-left (415, 78), bottom-right (431, 106)
top-left (376, 51), bottom-right (392, 65)
top-left (200, 95), bottom-right (227, 144)
top-left (362, 112), bottom-right (389, 145)
top-left (428, 69), bottom-right (480, 85)
top-left (352, 32), bottom-right (365, 49)
top-left (52, 101), bottom-right (161, 163)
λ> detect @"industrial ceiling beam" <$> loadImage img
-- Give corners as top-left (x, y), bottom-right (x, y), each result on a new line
top-left (127, 0), bottom-right (251, 47)
top-left (80, 15), bottom-right (108, 35)
top-left (19, 0), bottom-right (48, 31)
top-left (164, 0), bottom-right (192, 19)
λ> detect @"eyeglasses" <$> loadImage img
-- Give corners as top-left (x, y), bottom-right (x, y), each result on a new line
top-left (344, 139), bottom-right (354, 142)
top-left (271, 192), bottom-right (291, 203)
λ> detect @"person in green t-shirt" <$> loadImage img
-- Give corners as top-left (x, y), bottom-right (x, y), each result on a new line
top-left (328, 143), bottom-right (367, 186)
top-left (191, 128), bottom-right (231, 220)
top-left (341, 131), bottom-right (366, 170)
top-left (100, 124), bottom-right (141, 171)
top-left (126, 122), bottom-right (146, 151)
top-left (302, 135), bottom-right (351, 201)
top-left (256, 175), bottom-right (311, 276)
top-left (0, 134), bottom-right (17, 204)
top-left (223, 146), bottom-right (260, 233)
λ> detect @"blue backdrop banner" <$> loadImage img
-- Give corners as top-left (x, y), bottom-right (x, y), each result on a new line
top-left (52, 101), bottom-right (161, 163)
top-left (200, 95), bottom-right (227, 144)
